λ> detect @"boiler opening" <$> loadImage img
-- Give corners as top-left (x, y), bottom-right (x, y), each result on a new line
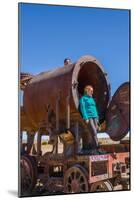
top-left (77, 62), bottom-right (100, 97)
top-left (76, 61), bottom-right (110, 123)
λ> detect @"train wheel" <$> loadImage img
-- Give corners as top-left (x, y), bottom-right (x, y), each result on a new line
top-left (64, 164), bottom-right (89, 193)
top-left (20, 155), bottom-right (37, 195)
top-left (90, 180), bottom-right (113, 192)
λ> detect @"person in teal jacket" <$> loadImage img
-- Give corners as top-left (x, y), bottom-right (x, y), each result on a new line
top-left (79, 85), bottom-right (99, 151)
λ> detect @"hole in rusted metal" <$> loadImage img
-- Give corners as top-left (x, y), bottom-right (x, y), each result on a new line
top-left (76, 61), bottom-right (110, 123)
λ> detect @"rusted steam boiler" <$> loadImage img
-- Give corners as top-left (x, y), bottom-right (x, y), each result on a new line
top-left (21, 55), bottom-right (129, 141)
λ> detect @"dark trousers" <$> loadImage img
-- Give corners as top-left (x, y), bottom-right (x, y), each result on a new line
top-left (87, 118), bottom-right (99, 149)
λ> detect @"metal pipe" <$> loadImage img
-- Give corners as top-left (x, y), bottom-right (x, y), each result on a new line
top-left (66, 95), bottom-right (70, 129)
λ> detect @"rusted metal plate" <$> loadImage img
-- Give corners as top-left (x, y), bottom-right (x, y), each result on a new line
top-left (108, 152), bottom-right (129, 178)
top-left (21, 106), bottom-right (35, 131)
top-left (106, 82), bottom-right (130, 141)
top-left (89, 152), bottom-right (129, 183)
top-left (89, 155), bottom-right (109, 183)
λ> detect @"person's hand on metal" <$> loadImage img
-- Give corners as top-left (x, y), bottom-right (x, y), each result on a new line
top-left (85, 119), bottom-right (89, 124)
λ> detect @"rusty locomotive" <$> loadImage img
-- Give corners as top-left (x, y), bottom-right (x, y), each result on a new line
top-left (20, 55), bottom-right (130, 196)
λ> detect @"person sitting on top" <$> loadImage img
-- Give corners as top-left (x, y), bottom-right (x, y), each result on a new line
top-left (64, 58), bottom-right (72, 66)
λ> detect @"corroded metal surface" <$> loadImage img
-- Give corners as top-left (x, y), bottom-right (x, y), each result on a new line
top-left (21, 55), bottom-right (110, 132)
top-left (21, 55), bottom-right (130, 141)
top-left (106, 82), bottom-right (130, 141)
top-left (21, 106), bottom-right (35, 131)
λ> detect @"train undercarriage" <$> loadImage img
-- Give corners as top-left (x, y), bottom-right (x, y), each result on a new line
top-left (20, 131), bottom-right (130, 196)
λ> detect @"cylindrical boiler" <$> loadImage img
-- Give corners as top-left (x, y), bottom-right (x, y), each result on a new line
top-left (22, 55), bottom-right (110, 133)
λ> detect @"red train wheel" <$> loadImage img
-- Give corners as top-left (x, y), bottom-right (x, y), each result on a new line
top-left (64, 165), bottom-right (89, 193)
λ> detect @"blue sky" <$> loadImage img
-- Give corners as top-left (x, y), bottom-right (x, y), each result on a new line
top-left (19, 3), bottom-right (130, 96)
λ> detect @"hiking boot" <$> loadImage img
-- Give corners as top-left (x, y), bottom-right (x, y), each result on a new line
top-left (97, 148), bottom-right (107, 154)
top-left (89, 149), bottom-right (100, 155)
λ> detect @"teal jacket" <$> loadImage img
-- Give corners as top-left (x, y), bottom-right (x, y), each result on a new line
top-left (79, 95), bottom-right (99, 120)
